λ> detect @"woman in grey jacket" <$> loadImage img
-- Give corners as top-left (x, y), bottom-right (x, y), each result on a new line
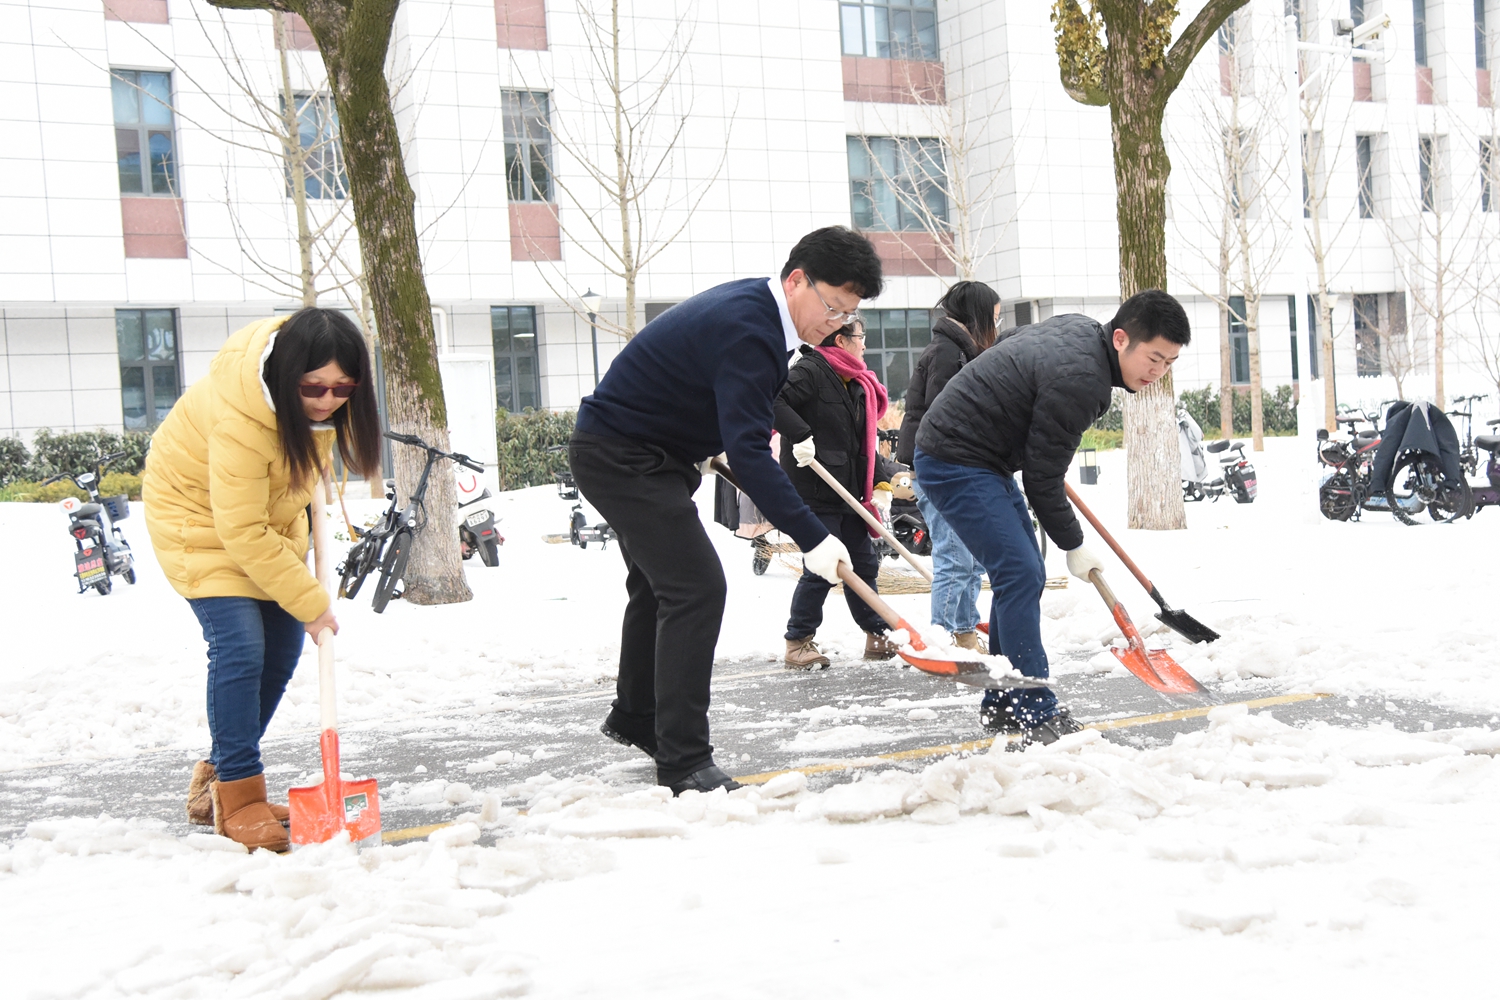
top-left (895, 282), bottom-right (1000, 649)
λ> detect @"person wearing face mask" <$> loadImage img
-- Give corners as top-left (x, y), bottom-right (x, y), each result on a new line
top-left (914, 290), bottom-right (1192, 747)
top-left (143, 308), bottom-right (382, 851)
top-left (774, 316), bottom-right (904, 668)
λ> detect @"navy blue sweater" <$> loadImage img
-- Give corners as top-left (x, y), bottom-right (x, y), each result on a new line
top-left (576, 278), bottom-right (828, 551)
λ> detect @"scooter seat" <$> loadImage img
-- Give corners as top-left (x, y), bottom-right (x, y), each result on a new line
top-left (1206, 439), bottom-right (1231, 453)
top-left (71, 502), bottom-right (103, 519)
top-left (1475, 435), bottom-right (1500, 452)
top-left (1354, 431), bottom-right (1379, 447)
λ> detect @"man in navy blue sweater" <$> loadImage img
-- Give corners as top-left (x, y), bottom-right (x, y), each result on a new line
top-left (571, 226), bottom-right (884, 794)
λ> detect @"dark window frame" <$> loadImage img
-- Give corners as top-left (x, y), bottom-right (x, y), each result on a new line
top-left (111, 69), bottom-right (178, 197)
top-left (861, 308), bottom-right (931, 402)
top-left (282, 91), bottom-right (348, 200)
top-left (1414, 0), bottom-right (1429, 67)
top-left (502, 91), bottom-right (552, 203)
top-left (116, 308), bottom-right (182, 430)
top-left (1356, 134), bottom-right (1376, 218)
top-left (1307, 294), bottom-right (1321, 379)
top-left (839, 0), bottom-right (939, 61)
top-left (1287, 295), bottom-right (1300, 382)
top-left (491, 305), bottom-right (541, 413)
top-left (1228, 295), bottom-right (1249, 385)
top-left (847, 135), bottom-right (949, 232)
top-left (1354, 293), bottom-right (1383, 377)
top-left (1419, 135), bottom-right (1437, 212)
top-left (1483, 137), bottom-right (1497, 211)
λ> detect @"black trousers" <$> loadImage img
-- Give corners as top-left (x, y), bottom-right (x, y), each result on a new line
top-left (785, 511), bottom-right (886, 640)
top-left (569, 431), bottom-right (727, 784)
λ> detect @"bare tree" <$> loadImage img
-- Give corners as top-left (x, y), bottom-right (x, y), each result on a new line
top-left (511, 0), bottom-right (731, 338)
top-left (1172, 11), bottom-right (1292, 449)
top-left (849, 79), bottom-right (1017, 283)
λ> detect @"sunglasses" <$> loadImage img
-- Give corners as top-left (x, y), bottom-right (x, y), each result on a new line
top-left (299, 383), bottom-right (359, 399)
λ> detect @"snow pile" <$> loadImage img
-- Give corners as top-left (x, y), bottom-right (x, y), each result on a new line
top-left (0, 816), bottom-right (610, 998)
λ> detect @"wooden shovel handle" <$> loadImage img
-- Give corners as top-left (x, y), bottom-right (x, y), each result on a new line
top-left (806, 458), bottom-right (931, 582)
top-left (1065, 483), bottom-right (1153, 593)
top-left (837, 562), bottom-right (927, 650)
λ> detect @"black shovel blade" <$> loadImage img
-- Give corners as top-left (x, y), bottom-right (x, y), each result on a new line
top-left (1154, 608), bottom-right (1220, 645)
top-left (949, 671), bottom-right (1054, 692)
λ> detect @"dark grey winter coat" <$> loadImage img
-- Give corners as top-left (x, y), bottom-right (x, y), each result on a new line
top-left (915, 314), bottom-right (1127, 551)
top-left (895, 316), bottom-right (982, 467)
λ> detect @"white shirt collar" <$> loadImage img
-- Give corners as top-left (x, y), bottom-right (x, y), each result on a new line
top-left (766, 277), bottom-right (801, 352)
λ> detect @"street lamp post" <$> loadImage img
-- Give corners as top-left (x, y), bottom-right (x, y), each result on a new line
top-left (582, 288), bottom-right (603, 389)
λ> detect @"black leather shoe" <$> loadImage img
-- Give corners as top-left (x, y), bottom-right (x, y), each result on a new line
top-left (600, 717), bottom-right (658, 759)
top-left (663, 764), bottom-right (742, 796)
top-left (1006, 708), bottom-right (1084, 752)
top-left (979, 695), bottom-right (1023, 734)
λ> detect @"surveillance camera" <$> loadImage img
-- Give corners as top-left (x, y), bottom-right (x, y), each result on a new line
top-left (1333, 18), bottom-right (1354, 36)
top-left (1350, 13), bottom-right (1390, 48)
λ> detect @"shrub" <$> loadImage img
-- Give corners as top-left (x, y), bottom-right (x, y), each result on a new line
top-left (1078, 428), bottom-right (1123, 452)
top-left (25, 428), bottom-right (152, 480)
top-left (495, 408), bottom-right (576, 490)
top-left (0, 472), bottom-right (142, 503)
top-left (1091, 390), bottom-right (1124, 431)
top-left (1179, 384), bottom-right (1298, 438)
top-left (0, 437), bottom-right (29, 485)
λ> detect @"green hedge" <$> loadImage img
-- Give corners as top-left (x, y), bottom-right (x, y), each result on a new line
top-left (1180, 384), bottom-right (1298, 438)
top-left (495, 408), bottom-right (576, 490)
top-left (0, 428), bottom-right (153, 487)
top-left (0, 472), bottom-right (143, 503)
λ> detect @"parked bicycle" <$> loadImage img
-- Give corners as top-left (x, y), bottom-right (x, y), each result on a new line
top-left (1316, 406), bottom-right (1416, 521)
top-left (42, 451), bottom-right (137, 595)
top-left (337, 432), bottom-right (486, 613)
top-left (1447, 394), bottom-right (1491, 478)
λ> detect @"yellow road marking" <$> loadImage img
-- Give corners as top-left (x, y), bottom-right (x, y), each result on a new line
top-left (379, 691), bottom-right (1330, 839)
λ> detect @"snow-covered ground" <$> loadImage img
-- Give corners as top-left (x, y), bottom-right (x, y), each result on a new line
top-left (4, 437), bottom-right (1500, 998)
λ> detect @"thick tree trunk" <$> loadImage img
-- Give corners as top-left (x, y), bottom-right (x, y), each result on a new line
top-left (296, 0), bottom-right (470, 605)
top-left (1108, 65), bottom-right (1185, 530)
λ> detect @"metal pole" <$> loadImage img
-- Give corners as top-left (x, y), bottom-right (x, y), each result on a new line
top-left (588, 311), bottom-right (600, 388)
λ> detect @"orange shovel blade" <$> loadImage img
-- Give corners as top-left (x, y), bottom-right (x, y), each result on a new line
top-left (288, 778), bottom-right (382, 847)
top-left (1106, 603), bottom-right (1205, 696)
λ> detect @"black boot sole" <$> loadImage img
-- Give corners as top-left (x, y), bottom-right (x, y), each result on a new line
top-left (600, 720), bottom-right (658, 759)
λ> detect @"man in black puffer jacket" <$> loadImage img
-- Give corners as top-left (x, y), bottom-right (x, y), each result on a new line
top-left (775, 323), bottom-right (904, 667)
top-left (914, 290), bottom-right (1191, 746)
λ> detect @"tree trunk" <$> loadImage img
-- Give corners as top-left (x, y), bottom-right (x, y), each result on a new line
top-left (609, 0), bottom-right (638, 338)
top-left (1246, 295), bottom-right (1263, 450)
top-left (1108, 61), bottom-right (1185, 530)
top-left (1319, 294), bottom-right (1337, 428)
top-left (296, 0), bottom-right (470, 605)
top-left (1433, 225), bottom-right (1446, 409)
top-left (1218, 300), bottom-right (1232, 437)
top-left (274, 13), bottom-right (318, 309)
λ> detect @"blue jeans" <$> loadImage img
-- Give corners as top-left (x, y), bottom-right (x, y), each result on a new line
top-left (188, 597), bottom-right (305, 782)
top-left (913, 480), bottom-right (983, 634)
top-left (914, 450), bottom-right (1057, 724)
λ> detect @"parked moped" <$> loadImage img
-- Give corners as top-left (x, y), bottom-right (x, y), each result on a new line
top-left (42, 452), bottom-right (137, 595)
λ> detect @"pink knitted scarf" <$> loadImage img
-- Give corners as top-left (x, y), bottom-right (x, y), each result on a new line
top-left (815, 345), bottom-right (889, 524)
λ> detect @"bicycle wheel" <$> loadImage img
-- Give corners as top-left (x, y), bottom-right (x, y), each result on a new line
top-left (371, 529), bottom-right (411, 614)
top-left (340, 538), bottom-right (376, 599)
top-left (1387, 454), bottom-right (1441, 526)
top-left (1427, 476), bottom-right (1473, 523)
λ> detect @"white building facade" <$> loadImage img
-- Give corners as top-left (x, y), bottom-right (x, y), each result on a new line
top-left (4, 0), bottom-right (1500, 442)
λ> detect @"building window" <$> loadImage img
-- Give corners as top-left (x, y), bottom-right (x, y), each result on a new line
top-left (1356, 135), bottom-right (1376, 218)
top-left (491, 306), bottom-right (540, 412)
top-left (848, 136), bottom-right (948, 232)
top-left (1287, 295), bottom-right (1300, 382)
top-left (644, 302), bottom-right (678, 325)
top-left (116, 309), bottom-right (181, 429)
top-left (862, 309), bottom-right (931, 401)
top-left (1419, 135), bottom-right (1437, 212)
top-left (1478, 0), bottom-right (1489, 68)
top-left (111, 70), bottom-right (177, 196)
top-left (1354, 294), bottom-right (1382, 377)
top-left (1414, 0), bottom-right (1429, 66)
top-left (1307, 294), bottom-right (1321, 379)
top-left (502, 91), bottom-right (551, 203)
top-left (1229, 296), bottom-right (1249, 385)
top-left (283, 92), bottom-right (346, 199)
top-left (840, 1), bottom-right (938, 60)
top-left (1484, 138), bottom-right (1497, 211)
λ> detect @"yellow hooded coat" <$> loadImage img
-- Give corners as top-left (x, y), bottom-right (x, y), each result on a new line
top-left (143, 316), bottom-right (334, 623)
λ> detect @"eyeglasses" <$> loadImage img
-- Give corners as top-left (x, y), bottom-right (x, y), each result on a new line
top-left (299, 383), bottom-right (359, 399)
top-left (806, 275), bottom-right (860, 324)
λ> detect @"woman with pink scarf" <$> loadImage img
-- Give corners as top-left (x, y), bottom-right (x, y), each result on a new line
top-left (773, 318), bottom-right (904, 668)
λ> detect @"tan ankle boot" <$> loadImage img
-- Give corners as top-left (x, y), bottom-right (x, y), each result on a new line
top-left (864, 631), bottom-right (900, 660)
top-left (952, 631), bottom-right (982, 651)
top-left (190, 761), bottom-right (288, 827)
top-left (784, 636), bottom-right (831, 669)
top-left (212, 774), bottom-right (290, 852)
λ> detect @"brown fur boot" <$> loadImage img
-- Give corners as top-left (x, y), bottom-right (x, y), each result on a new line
top-left (212, 774), bottom-right (290, 852)
top-left (189, 761), bottom-right (288, 827)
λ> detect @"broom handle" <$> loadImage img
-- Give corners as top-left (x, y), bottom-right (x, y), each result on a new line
top-left (1065, 483), bottom-right (1154, 592)
top-left (806, 458), bottom-right (931, 582)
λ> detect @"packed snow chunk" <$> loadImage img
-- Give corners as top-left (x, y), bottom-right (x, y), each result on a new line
top-left (545, 808), bottom-right (689, 839)
top-left (907, 708), bottom-right (938, 721)
top-left (909, 801), bottom-right (959, 825)
top-left (1368, 877), bottom-right (1422, 906)
top-left (759, 771), bottom-right (809, 799)
top-left (465, 760), bottom-right (498, 774)
top-left (429, 822), bottom-right (481, 848)
top-left (1177, 898), bottom-right (1276, 934)
top-left (444, 782), bottom-right (476, 804)
top-left (1341, 732), bottom-right (1465, 767)
top-left (184, 832), bottom-right (248, 854)
top-left (783, 724), bottom-right (893, 751)
top-left (1226, 836), bottom-right (1342, 869)
top-left (801, 772), bottom-right (915, 822)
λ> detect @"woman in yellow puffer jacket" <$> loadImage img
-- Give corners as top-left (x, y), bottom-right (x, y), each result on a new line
top-left (144, 308), bottom-right (381, 851)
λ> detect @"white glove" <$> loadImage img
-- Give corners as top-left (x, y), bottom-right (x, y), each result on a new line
top-left (871, 486), bottom-right (893, 513)
top-left (1065, 544), bottom-right (1106, 582)
top-left (792, 436), bottom-right (817, 467)
top-left (802, 533), bottom-right (851, 585)
top-left (697, 452), bottom-right (727, 476)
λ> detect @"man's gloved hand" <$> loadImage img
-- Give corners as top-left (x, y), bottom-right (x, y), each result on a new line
top-left (1065, 544), bottom-right (1106, 582)
top-left (872, 484), bottom-right (893, 513)
top-left (891, 471), bottom-right (915, 501)
top-left (792, 436), bottom-right (818, 467)
top-left (802, 533), bottom-right (852, 584)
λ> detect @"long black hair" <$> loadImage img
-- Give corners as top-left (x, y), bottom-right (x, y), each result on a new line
top-left (262, 307), bottom-right (382, 487)
top-left (935, 281), bottom-right (1001, 352)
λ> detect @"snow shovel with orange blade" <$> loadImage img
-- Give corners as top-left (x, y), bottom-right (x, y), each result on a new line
top-left (289, 473), bottom-right (382, 849)
top-left (1086, 568), bottom-right (1207, 697)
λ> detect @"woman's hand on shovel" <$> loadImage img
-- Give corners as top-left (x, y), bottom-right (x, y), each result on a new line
top-left (304, 607), bottom-right (339, 640)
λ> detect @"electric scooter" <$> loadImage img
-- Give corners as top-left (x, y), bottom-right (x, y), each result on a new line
top-left (42, 452), bottom-right (137, 595)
